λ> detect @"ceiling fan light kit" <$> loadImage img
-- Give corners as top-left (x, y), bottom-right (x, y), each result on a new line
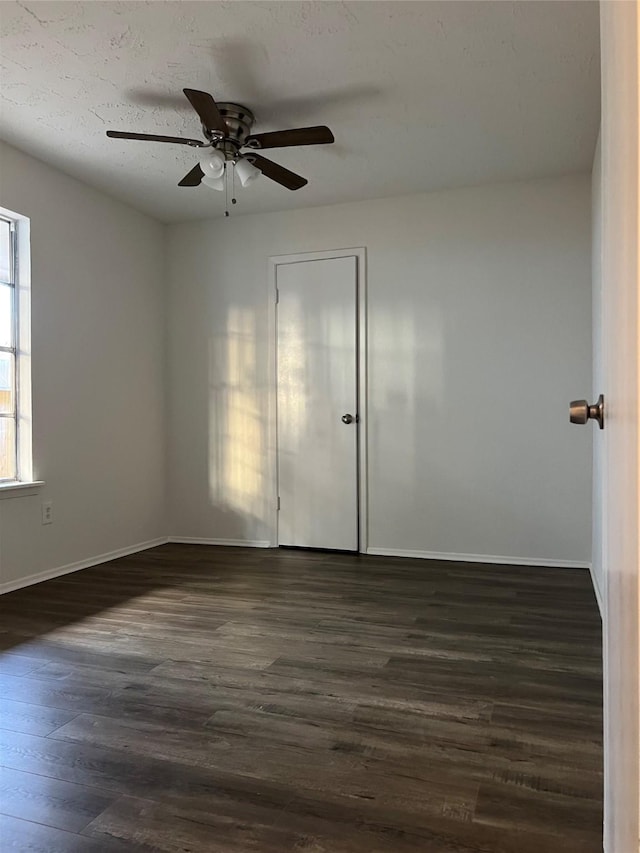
top-left (199, 149), bottom-right (226, 178)
top-left (234, 156), bottom-right (261, 187)
top-left (201, 173), bottom-right (225, 191)
top-left (106, 87), bottom-right (335, 213)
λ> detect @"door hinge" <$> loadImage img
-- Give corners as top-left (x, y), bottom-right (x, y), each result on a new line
top-left (275, 288), bottom-right (279, 304)
top-left (277, 496), bottom-right (281, 510)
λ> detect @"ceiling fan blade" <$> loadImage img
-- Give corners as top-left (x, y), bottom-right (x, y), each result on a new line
top-left (249, 154), bottom-right (308, 190)
top-left (106, 130), bottom-right (204, 146)
top-left (183, 89), bottom-right (227, 135)
top-left (246, 126), bottom-right (334, 149)
top-left (178, 164), bottom-right (204, 187)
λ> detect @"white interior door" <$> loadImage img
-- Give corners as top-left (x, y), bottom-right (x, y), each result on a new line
top-left (276, 256), bottom-right (358, 550)
top-left (598, 3), bottom-right (640, 851)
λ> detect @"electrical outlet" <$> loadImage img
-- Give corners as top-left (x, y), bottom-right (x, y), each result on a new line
top-left (41, 500), bottom-right (53, 525)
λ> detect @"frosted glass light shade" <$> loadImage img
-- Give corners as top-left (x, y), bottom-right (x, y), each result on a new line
top-left (235, 157), bottom-right (261, 187)
top-left (202, 174), bottom-right (225, 191)
top-left (199, 149), bottom-right (225, 178)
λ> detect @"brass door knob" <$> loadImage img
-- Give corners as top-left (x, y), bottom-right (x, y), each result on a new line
top-left (570, 394), bottom-right (604, 429)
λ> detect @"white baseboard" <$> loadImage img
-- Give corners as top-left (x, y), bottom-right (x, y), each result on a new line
top-left (0, 536), bottom-right (169, 595)
top-left (365, 546), bottom-right (590, 570)
top-left (167, 537), bottom-right (272, 548)
top-left (1, 538), bottom-right (590, 596)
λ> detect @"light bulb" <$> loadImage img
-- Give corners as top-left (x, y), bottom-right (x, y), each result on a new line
top-left (199, 149), bottom-right (225, 178)
top-left (234, 157), bottom-right (261, 187)
top-left (202, 174), bottom-right (225, 191)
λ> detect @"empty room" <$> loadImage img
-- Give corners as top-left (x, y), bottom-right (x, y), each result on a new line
top-left (0, 1), bottom-right (638, 851)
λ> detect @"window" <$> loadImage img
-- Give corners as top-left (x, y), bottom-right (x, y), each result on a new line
top-left (0, 217), bottom-right (17, 480)
top-left (0, 208), bottom-right (33, 487)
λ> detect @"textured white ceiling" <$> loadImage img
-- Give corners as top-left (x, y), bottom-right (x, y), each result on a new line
top-left (0, 1), bottom-right (600, 223)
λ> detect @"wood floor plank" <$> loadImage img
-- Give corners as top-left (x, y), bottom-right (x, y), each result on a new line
top-left (81, 793), bottom-right (297, 853)
top-left (0, 672), bottom-right (112, 712)
top-left (20, 660), bottom-right (361, 725)
top-left (474, 780), bottom-right (603, 837)
top-left (1, 635), bottom-right (166, 673)
top-left (0, 698), bottom-right (79, 736)
top-left (0, 766), bottom-right (116, 833)
top-left (47, 711), bottom-right (478, 816)
top-left (0, 813), bottom-right (132, 852)
top-left (0, 653), bottom-right (48, 677)
top-left (0, 543), bottom-right (603, 851)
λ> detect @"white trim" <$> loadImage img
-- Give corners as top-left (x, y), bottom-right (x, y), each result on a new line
top-left (167, 537), bottom-right (271, 548)
top-left (0, 206), bottom-right (33, 484)
top-left (266, 255), bottom-right (279, 547)
top-left (366, 546), bottom-right (590, 570)
top-left (357, 250), bottom-right (369, 555)
top-left (267, 247), bottom-right (368, 551)
top-left (0, 537), bottom-right (168, 595)
top-left (588, 564), bottom-right (604, 618)
top-left (0, 480), bottom-right (44, 499)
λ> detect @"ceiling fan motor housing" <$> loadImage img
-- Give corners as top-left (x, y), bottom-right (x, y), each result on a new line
top-left (210, 103), bottom-right (255, 150)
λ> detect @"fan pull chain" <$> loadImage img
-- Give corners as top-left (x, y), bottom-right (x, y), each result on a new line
top-left (232, 164), bottom-right (237, 205)
top-left (224, 162), bottom-right (230, 218)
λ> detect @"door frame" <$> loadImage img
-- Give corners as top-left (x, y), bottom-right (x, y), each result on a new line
top-left (267, 247), bottom-right (368, 551)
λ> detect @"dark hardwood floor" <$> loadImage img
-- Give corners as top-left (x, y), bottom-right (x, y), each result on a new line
top-left (0, 545), bottom-right (602, 852)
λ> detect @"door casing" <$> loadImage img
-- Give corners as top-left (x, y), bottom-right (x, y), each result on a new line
top-left (267, 247), bottom-right (367, 551)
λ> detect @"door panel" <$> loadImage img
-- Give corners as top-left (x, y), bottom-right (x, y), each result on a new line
top-left (598, 3), bottom-right (640, 850)
top-left (276, 256), bottom-right (358, 550)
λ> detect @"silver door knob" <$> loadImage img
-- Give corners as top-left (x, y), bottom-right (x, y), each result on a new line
top-left (570, 394), bottom-right (604, 429)
top-left (341, 413), bottom-right (355, 424)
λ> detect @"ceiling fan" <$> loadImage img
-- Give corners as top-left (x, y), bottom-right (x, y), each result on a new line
top-left (106, 88), bottom-right (334, 192)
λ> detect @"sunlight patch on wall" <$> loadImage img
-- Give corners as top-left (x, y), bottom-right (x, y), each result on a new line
top-left (209, 306), bottom-right (264, 517)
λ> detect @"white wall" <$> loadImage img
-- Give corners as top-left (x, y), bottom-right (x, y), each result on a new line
top-left (167, 174), bottom-right (593, 566)
top-left (591, 130), bottom-right (604, 612)
top-left (0, 153), bottom-right (591, 585)
top-left (0, 141), bottom-right (166, 590)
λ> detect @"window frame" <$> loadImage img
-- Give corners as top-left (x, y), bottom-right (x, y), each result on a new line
top-left (0, 215), bottom-right (18, 482)
top-left (0, 205), bottom-right (40, 494)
